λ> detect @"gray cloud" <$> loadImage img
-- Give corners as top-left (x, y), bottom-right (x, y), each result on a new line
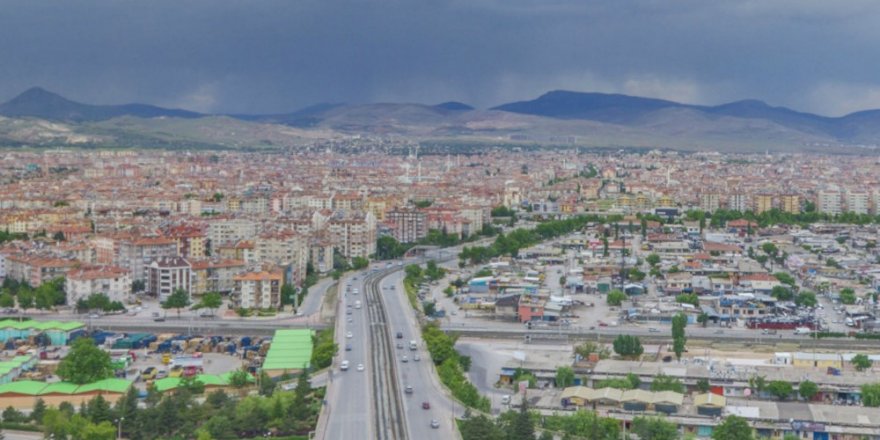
top-left (1, 0), bottom-right (880, 115)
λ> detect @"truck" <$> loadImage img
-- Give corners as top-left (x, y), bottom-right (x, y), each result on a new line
top-left (794, 327), bottom-right (812, 335)
top-left (409, 340), bottom-right (418, 351)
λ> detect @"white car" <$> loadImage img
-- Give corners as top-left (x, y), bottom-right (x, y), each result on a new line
top-left (340, 360), bottom-right (350, 371)
top-left (346, 331), bottom-right (353, 339)
top-left (356, 363), bottom-right (365, 372)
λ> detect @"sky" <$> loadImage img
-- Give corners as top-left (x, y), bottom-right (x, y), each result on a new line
top-left (2, 0), bottom-right (880, 116)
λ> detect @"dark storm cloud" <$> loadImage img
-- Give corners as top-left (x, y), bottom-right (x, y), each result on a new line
top-left (1, 0), bottom-right (880, 115)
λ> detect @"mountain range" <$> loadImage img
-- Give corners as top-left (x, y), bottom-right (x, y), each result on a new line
top-left (1, 87), bottom-right (879, 152)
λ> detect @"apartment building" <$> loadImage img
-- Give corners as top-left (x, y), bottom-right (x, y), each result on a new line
top-left (326, 211), bottom-right (377, 259)
top-left (190, 259), bottom-right (246, 295)
top-left (207, 219), bottom-right (258, 252)
top-left (147, 257), bottom-right (192, 302)
top-left (754, 194), bottom-right (773, 214)
top-left (387, 208), bottom-right (427, 243)
top-left (119, 237), bottom-right (178, 282)
top-left (780, 194), bottom-right (800, 214)
top-left (699, 193), bottom-right (719, 213)
top-left (65, 266), bottom-right (131, 304)
top-left (163, 226), bottom-right (207, 259)
top-left (4, 255), bottom-right (77, 287)
top-left (255, 232), bottom-right (308, 283)
top-left (817, 190), bottom-right (842, 215)
top-left (233, 270), bottom-right (283, 309)
top-left (845, 190), bottom-right (870, 215)
top-left (727, 193), bottom-right (750, 212)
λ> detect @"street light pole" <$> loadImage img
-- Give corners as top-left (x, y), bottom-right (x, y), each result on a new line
top-left (117, 417), bottom-right (124, 439)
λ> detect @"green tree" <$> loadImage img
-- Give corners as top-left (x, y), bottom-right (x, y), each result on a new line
top-left (862, 383), bottom-right (880, 407)
top-left (771, 285), bottom-right (793, 301)
top-left (606, 289), bottom-right (627, 306)
top-left (613, 335), bottom-right (644, 358)
top-left (676, 293), bottom-right (699, 306)
top-left (351, 256), bottom-right (370, 270)
top-left (228, 369), bottom-right (251, 390)
top-left (162, 288), bottom-right (191, 318)
top-left (646, 253), bottom-right (660, 267)
top-left (773, 272), bottom-right (795, 286)
top-left (280, 284), bottom-right (297, 306)
top-left (31, 397), bottom-right (47, 423)
top-left (508, 397), bottom-right (535, 440)
top-left (696, 378), bottom-right (711, 393)
top-left (697, 313), bottom-right (709, 327)
top-left (56, 338), bottom-right (113, 384)
top-left (459, 414), bottom-right (504, 440)
top-left (798, 380), bottom-right (818, 401)
top-left (712, 415), bottom-right (753, 440)
top-left (86, 394), bottom-right (112, 424)
top-left (555, 366), bottom-right (575, 388)
top-left (631, 416), bottom-right (679, 440)
top-left (193, 292), bottom-right (223, 316)
top-left (794, 291), bottom-right (817, 307)
top-left (650, 374), bottom-right (685, 393)
top-left (766, 380), bottom-right (793, 400)
top-left (839, 288), bottom-right (857, 305)
top-left (761, 242), bottom-right (778, 257)
top-left (258, 370), bottom-right (275, 397)
top-left (748, 375), bottom-right (766, 397)
top-left (575, 341), bottom-right (610, 360)
top-left (17, 288), bottom-right (34, 310)
top-left (0, 292), bottom-right (14, 308)
top-left (852, 354), bottom-right (873, 371)
top-left (671, 312), bottom-right (688, 361)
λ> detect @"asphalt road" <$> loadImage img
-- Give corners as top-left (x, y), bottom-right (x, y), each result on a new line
top-left (380, 270), bottom-right (457, 438)
top-left (322, 273), bottom-right (374, 440)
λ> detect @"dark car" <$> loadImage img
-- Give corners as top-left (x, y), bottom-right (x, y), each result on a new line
top-left (345, 344), bottom-right (352, 351)
top-left (421, 401), bottom-right (430, 410)
top-left (396, 332), bottom-right (403, 339)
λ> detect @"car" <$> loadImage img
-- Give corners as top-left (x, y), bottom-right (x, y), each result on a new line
top-left (648, 327), bottom-right (659, 333)
top-left (430, 420), bottom-right (440, 429)
top-left (396, 332), bottom-right (403, 339)
top-left (404, 385), bottom-right (413, 394)
top-left (169, 366), bottom-right (184, 378)
top-left (402, 356), bottom-right (408, 363)
top-left (154, 316), bottom-right (166, 322)
top-left (421, 401), bottom-right (430, 410)
top-left (142, 367), bottom-right (157, 381)
top-left (714, 329), bottom-right (724, 334)
top-left (396, 342), bottom-right (404, 349)
top-left (340, 360), bottom-right (350, 371)
top-left (345, 344), bottom-right (352, 351)
top-left (155, 369), bottom-right (168, 379)
top-left (88, 313), bottom-right (101, 319)
top-left (413, 354), bottom-right (420, 362)
top-left (356, 363), bottom-right (364, 372)
top-left (598, 321), bottom-right (608, 327)
top-left (346, 331), bottom-right (353, 339)
top-left (347, 309), bottom-right (352, 315)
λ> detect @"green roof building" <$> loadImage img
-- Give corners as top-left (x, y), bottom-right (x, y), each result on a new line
top-left (262, 329), bottom-right (313, 377)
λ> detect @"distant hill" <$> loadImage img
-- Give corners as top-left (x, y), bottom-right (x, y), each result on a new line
top-left (0, 87), bottom-right (202, 122)
top-left (492, 90), bottom-right (689, 123)
top-left (433, 101), bottom-right (474, 111)
top-left (5, 86), bottom-right (880, 152)
top-left (489, 90), bottom-right (880, 143)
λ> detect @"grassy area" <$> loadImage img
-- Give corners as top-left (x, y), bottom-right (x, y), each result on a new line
top-left (403, 275), bottom-right (419, 310)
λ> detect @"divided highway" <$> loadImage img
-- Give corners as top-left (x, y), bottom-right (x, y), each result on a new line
top-left (365, 269), bottom-right (408, 439)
